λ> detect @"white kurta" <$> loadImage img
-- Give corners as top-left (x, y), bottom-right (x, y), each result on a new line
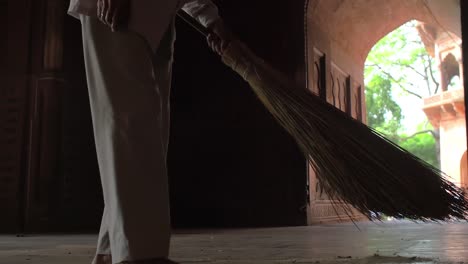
top-left (69, 0), bottom-right (220, 50)
top-left (70, 1), bottom-right (220, 263)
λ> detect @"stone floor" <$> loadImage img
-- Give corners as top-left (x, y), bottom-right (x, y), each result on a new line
top-left (1, 220), bottom-right (468, 264)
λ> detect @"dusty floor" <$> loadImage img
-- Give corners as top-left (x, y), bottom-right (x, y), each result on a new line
top-left (0, 221), bottom-right (467, 264)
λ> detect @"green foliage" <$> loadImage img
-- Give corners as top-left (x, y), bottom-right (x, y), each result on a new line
top-left (364, 21), bottom-right (440, 168)
top-left (365, 74), bottom-right (402, 139)
top-left (399, 132), bottom-right (438, 168)
top-left (365, 21), bottom-right (438, 98)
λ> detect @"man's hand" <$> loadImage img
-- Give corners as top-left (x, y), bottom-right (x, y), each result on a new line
top-left (97, 0), bottom-right (130, 32)
top-left (207, 20), bottom-right (233, 56)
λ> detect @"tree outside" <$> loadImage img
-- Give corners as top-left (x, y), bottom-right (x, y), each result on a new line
top-left (365, 20), bottom-right (440, 169)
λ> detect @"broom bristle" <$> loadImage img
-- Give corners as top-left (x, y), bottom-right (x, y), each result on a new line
top-left (222, 41), bottom-right (468, 221)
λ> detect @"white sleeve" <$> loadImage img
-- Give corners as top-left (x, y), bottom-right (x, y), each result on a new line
top-left (181, 0), bottom-right (221, 28)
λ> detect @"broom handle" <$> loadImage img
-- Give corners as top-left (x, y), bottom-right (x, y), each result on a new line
top-left (177, 10), bottom-right (211, 37)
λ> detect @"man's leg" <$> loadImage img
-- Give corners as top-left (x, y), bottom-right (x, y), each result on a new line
top-left (80, 15), bottom-right (171, 264)
top-left (92, 206), bottom-right (111, 264)
top-left (90, 21), bottom-right (176, 264)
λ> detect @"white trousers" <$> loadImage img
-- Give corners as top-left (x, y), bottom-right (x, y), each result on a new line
top-left (80, 15), bottom-right (175, 264)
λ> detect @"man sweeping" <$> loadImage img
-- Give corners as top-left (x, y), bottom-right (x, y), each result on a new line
top-left (67, 0), bottom-right (231, 263)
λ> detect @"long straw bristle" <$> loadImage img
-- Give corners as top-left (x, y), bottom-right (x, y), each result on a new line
top-left (222, 41), bottom-right (468, 221)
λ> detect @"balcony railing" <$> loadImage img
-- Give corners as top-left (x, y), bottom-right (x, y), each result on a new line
top-left (423, 88), bottom-right (464, 108)
top-left (422, 88), bottom-right (465, 127)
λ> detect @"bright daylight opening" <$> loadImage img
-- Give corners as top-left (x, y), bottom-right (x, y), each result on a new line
top-left (365, 20), bottom-right (467, 189)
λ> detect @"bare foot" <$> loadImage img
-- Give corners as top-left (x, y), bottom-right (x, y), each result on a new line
top-left (92, 254), bottom-right (112, 264)
top-left (119, 258), bottom-right (179, 264)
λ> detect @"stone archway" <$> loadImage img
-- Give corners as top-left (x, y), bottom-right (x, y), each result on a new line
top-left (306, 0), bottom-right (461, 82)
top-left (305, 0), bottom-right (462, 224)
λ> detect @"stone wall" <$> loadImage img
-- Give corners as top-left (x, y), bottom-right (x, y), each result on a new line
top-left (440, 116), bottom-right (467, 186)
top-left (2, 0), bottom-right (32, 233)
top-left (1, 0), bottom-right (21, 233)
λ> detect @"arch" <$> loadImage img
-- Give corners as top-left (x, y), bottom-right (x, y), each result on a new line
top-left (461, 151), bottom-right (468, 188)
top-left (304, 0), bottom-right (462, 223)
top-left (441, 53), bottom-right (460, 91)
top-left (442, 53), bottom-right (458, 64)
top-left (305, 0), bottom-right (461, 77)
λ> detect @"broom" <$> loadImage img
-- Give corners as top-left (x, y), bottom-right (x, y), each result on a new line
top-left (177, 11), bottom-right (468, 221)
